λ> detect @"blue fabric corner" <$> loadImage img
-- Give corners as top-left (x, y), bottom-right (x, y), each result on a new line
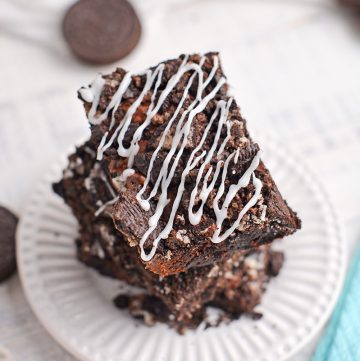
top-left (312, 246), bottom-right (360, 361)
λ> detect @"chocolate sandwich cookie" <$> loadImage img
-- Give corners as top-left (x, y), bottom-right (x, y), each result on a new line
top-left (339, 0), bottom-right (360, 9)
top-left (63, 0), bottom-right (141, 64)
top-left (0, 206), bottom-right (18, 282)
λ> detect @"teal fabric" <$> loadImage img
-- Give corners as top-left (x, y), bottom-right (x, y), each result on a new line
top-left (312, 246), bottom-right (360, 361)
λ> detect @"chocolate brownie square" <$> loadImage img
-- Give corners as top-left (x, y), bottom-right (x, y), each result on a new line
top-left (74, 52), bottom-right (300, 276)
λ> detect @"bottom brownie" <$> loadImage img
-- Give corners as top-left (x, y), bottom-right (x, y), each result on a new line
top-left (77, 219), bottom-right (282, 332)
top-left (111, 247), bottom-right (282, 333)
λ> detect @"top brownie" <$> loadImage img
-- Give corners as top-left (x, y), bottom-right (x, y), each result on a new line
top-left (78, 52), bottom-right (300, 276)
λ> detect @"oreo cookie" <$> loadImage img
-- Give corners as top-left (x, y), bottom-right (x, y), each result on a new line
top-left (63, 0), bottom-right (142, 64)
top-left (0, 206), bottom-right (18, 282)
top-left (339, 0), bottom-right (360, 9)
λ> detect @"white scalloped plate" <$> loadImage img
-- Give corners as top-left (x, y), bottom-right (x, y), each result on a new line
top-left (17, 134), bottom-right (345, 361)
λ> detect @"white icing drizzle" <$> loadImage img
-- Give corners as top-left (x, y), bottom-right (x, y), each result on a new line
top-left (79, 88), bottom-right (95, 103)
top-left (84, 146), bottom-right (96, 157)
top-left (99, 170), bottom-right (117, 199)
top-left (188, 99), bottom-right (233, 226)
top-left (136, 56), bottom-right (207, 211)
top-left (81, 55), bottom-right (264, 261)
top-left (86, 163), bottom-right (117, 199)
top-left (234, 148), bottom-right (240, 164)
top-left (94, 196), bottom-right (119, 217)
top-left (119, 168), bottom-right (135, 182)
top-left (83, 162), bottom-right (118, 217)
top-left (260, 204), bottom-right (267, 221)
top-left (212, 151), bottom-right (262, 243)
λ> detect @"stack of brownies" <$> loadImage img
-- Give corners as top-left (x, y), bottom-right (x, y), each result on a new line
top-left (54, 52), bottom-right (301, 332)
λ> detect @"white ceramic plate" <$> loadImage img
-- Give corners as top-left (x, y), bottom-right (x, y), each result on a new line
top-left (17, 134), bottom-right (345, 361)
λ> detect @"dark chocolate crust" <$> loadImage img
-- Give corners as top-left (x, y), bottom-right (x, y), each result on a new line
top-left (75, 52), bottom-right (300, 276)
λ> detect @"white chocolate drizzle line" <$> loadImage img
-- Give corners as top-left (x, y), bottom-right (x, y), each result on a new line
top-left (80, 55), bottom-right (263, 261)
top-left (212, 150), bottom-right (262, 243)
top-left (84, 162), bottom-right (118, 217)
top-left (94, 196), bottom-right (119, 217)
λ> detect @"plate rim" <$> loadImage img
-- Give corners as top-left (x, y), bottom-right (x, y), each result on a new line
top-left (16, 133), bottom-right (347, 361)
top-left (256, 133), bottom-right (347, 360)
